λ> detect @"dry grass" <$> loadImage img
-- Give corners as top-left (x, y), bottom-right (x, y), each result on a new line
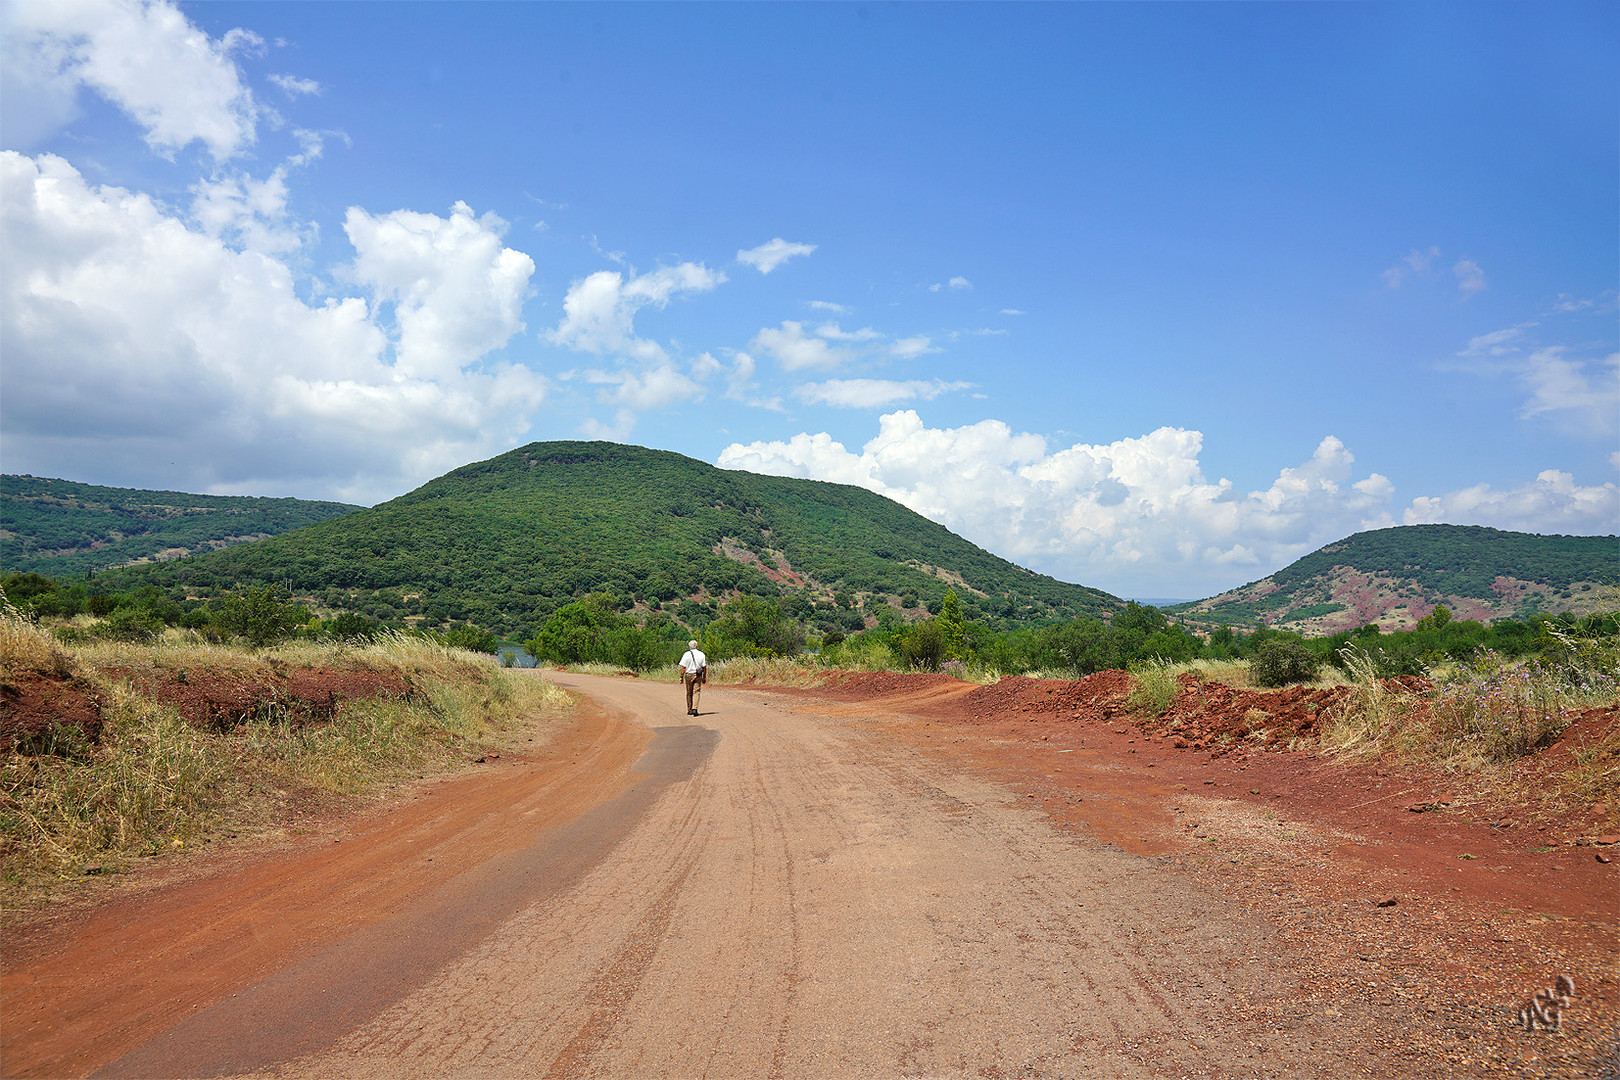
top-left (1125, 659), bottom-right (1179, 715)
top-left (1319, 649), bottom-right (1412, 756)
top-left (1, 630), bottom-right (572, 904)
top-left (1, 605), bottom-right (74, 683)
top-left (707, 655), bottom-right (830, 687)
top-left (1323, 642), bottom-right (1619, 780)
top-left (1563, 723), bottom-right (1620, 809)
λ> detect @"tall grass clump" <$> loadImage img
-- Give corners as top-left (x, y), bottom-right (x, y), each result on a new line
top-left (936, 659), bottom-right (1000, 684)
top-left (707, 654), bottom-right (827, 687)
top-left (818, 634), bottom-right (902, 673)
top-left (1325, 630), bottom-right (1618, 773)
top-left (1321, 648), bottom-right (1418, 757)
top-left (1182, 657), bottom-right (1257, 688)
top-left (1126, 658), bottom-right (1180, 715)
top-left (2, 603), bottom-right (71, 682)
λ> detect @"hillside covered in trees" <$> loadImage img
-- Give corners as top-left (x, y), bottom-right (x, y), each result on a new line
top-left (82, 442), bottom-right (1121, 638)
top-left (1176, 524), bottom-right (1619, 633)
top-left (1, 476), bottom-right (361, 576)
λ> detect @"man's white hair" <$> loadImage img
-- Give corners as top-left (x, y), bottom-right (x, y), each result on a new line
top-left (688, 640), bottom-right (699, 648)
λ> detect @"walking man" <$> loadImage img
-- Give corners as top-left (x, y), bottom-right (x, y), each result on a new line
top-left (677, 639), bottom-right (707, 716)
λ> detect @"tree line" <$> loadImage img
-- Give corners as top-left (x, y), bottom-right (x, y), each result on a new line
top-left (0, 572), bottom-right (495, 654)
top-left (8, 570), bottom-right (1614, 689)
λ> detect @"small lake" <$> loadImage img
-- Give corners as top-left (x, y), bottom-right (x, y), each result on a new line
top-left (496, 644), bottom-right (539, 668)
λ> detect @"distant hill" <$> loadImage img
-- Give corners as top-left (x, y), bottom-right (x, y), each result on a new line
top-left (1, 476), bottom-right (361, 577)
top-left (1176, 525), bottom-right (1619, 633)
top-left (89, 442), bottom-right (1121, 637)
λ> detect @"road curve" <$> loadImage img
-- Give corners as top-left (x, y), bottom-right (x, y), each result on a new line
top-left (15, 672), bottom-right (1395, 1079)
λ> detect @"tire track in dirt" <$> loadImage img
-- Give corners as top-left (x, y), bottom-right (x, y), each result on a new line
top-left (242, 674), bottom-right (1422, 1078)
top-left (3, 700), bottom-right (654, 1080)
top-left (90, 720), bottom-right (718, 1080)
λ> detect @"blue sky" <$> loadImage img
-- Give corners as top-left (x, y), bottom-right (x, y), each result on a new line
top-left (2, 1), bottom-right (1615, 599)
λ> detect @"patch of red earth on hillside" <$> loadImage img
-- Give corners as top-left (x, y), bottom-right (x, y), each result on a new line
top-left (713, 540), bottom-right (808, 589)
top-left (1325, 569), bottom-right (1403, 629)
top-left (1493, 575), bottom-right (1534, 606)
top-left (779, 669), bottom-right (1620, 1077)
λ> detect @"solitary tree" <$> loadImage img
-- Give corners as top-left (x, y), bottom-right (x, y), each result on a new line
top-left (209, 586), bottom-right (309, 648)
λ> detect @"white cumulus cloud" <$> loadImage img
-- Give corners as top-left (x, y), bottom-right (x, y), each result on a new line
top-left (587, 363), bottom-right (703, 413)
top-left (1404, 471), bottom-right (1618, 533)
top-left (345, 201), bottom-right (535, 382)
top-left (721, 410), bottom-right (1615, 596)
top-left (719, 411), bottom-right (1403, 597)
top-left (737, 237), bottom-right (816, 274)
top-left (2, 0), bottom-right (261, 159)
top-left (751, 320), bottom-right (852, 371)
top-left (1454, 258), bottom-right (1487, 296)
top-left (890, 335), bottom-right (938, 360)
top-left (1452, 322), bottom-right (1618, 438)
top-left (268, 73), bottom-right (322, 98)
top-left (793, 379), bottom-right (972, 409)
top-left (1518, 347), bottom-right (1619, 435)
top-left (546, 262), bottom-right (724, 364)
top-left (1381, 246), bottom-right (1440, 289)
top-left (0, 151), bottom-right (547, 503)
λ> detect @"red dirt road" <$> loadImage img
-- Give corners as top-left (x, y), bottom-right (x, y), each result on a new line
top-left (3, 671), bottom-right (1616, 1079)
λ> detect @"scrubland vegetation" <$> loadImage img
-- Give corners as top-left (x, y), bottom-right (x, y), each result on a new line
top-left (0, 605), bottom-right (568, 901)
top-left (1323, 626), bottom-right (1619, 772)
top-left (47, 443), bottom-right (1116, 640)
top-left (4, 534), bottom-right (1615, 902)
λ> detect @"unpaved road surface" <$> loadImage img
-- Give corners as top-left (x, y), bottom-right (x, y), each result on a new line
top-left (4, 672), bottom-right (1614, 1079)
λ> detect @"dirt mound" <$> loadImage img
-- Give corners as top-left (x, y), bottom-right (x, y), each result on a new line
top-left (958, 672), bottom-right (1134, 722)
top-left (902, 670), bottom-right (1443, 756)
top-left (1137, 673), bottom-right (1435, 753)
top-left (811, 671), bottom-right (964, 698)
top-left (1, 672), bottom-right (105, 752)
top-left (105, 665), bottom-right (418, 733)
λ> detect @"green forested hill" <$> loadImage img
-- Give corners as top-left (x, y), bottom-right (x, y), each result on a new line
top-left (1178, 524), bottom-right (1619, 632)
top-left (88, 442), bottom-right (1120, 637)
top-left (1, 476), bottom-right (361, 576)
top-left (1275, 525), bottom-right (1614, 596)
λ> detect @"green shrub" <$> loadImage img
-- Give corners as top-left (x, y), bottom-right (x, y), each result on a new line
top-left (96, 606), bottom-right (165, 642)
top-left (606, 626), bottom-right (668, 670)
top-left (208, 587), bottom-right (309, 648)
top-left (437, 625), bottom-right (499, 654)
top-left (899, 619), bottom-right (947, 671)
top-left (1250, 640), bottom-right (1322, 687)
